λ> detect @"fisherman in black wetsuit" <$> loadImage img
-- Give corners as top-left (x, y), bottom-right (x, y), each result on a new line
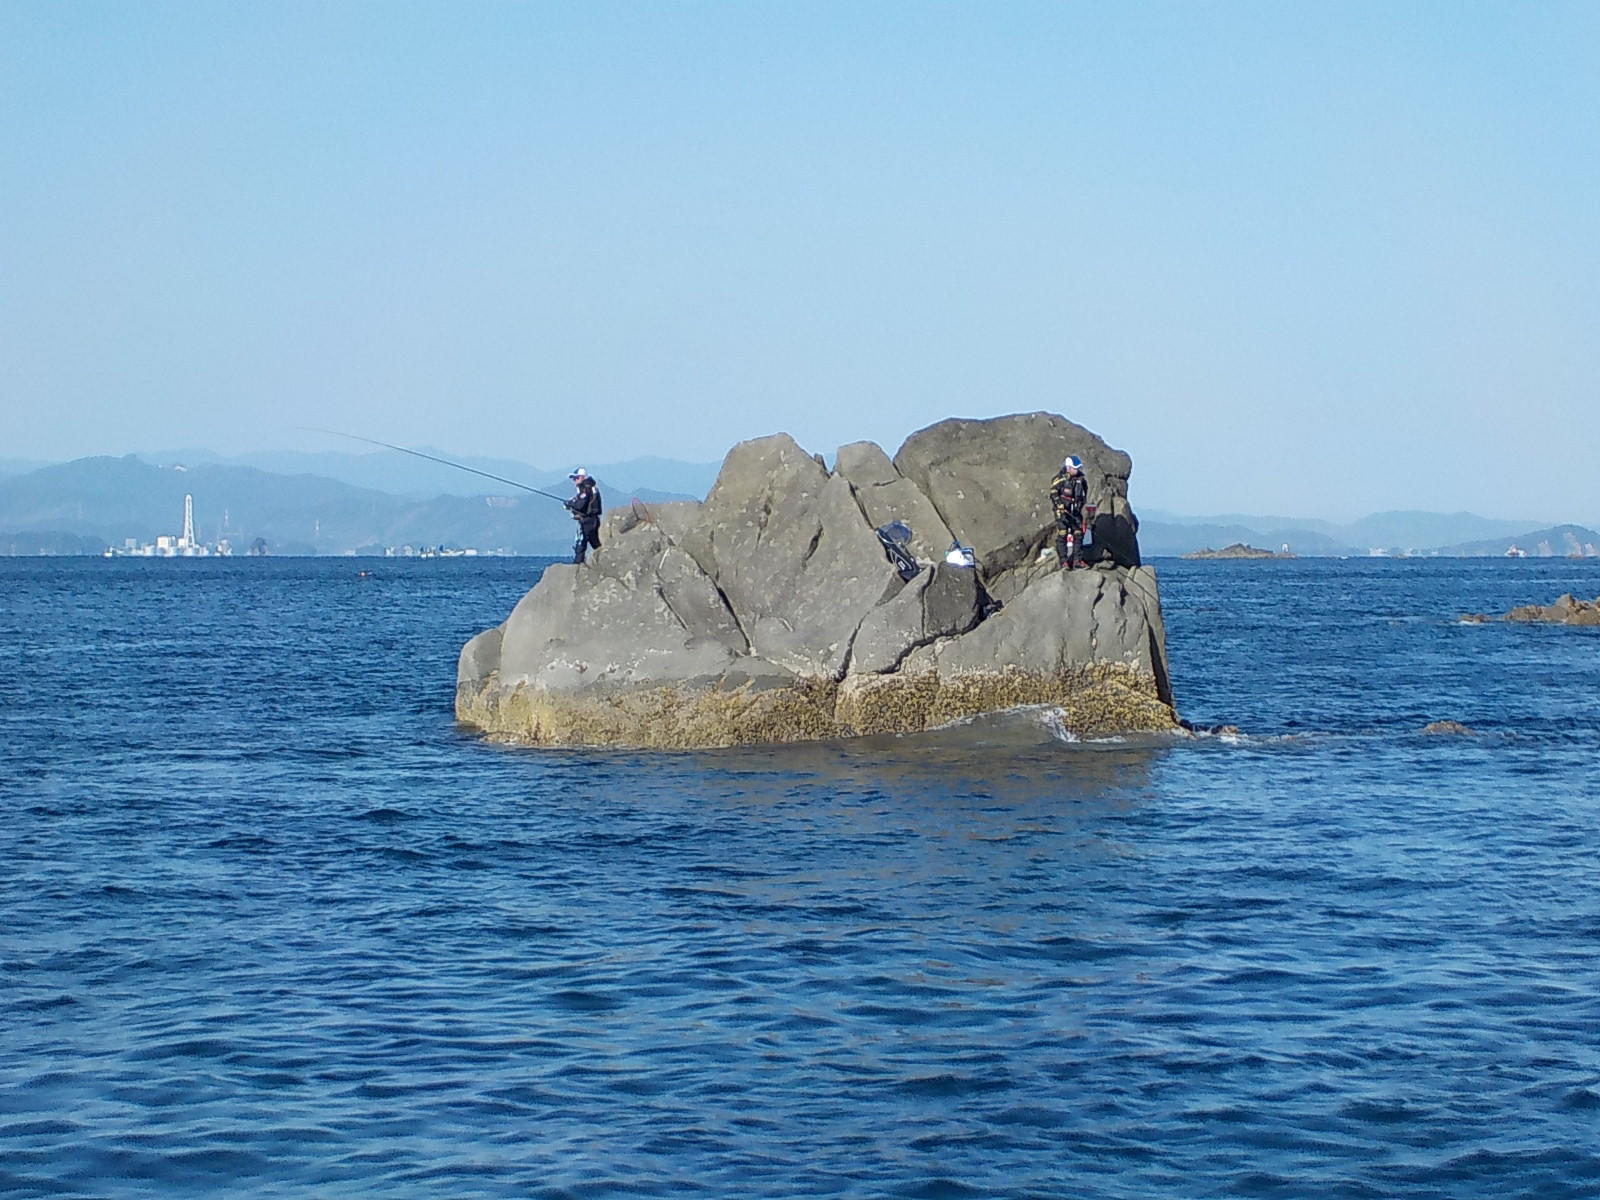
top-left (1049, 455), bottom-right (1089, 569)
top-left (565, 468), bottom-right (603, 564)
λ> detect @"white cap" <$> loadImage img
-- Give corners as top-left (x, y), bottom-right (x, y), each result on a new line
top-left (569, 468), bottom-right (589, 481)
top-left (1062, 455), bottom-right (1082, 471)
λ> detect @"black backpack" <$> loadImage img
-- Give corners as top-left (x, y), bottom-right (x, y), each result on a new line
top-left (875, 520), bottom-right (922, 582)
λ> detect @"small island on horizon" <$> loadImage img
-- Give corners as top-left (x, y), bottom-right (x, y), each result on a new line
top-left (1182, 542), bottom-right (1296, 560)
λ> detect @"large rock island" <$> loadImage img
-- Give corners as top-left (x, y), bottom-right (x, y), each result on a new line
top-left (456, 413), bottom-right (1178, 748)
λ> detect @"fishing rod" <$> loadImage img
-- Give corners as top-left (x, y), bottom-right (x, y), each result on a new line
top-left (305, 427), bottom-right (572, 504)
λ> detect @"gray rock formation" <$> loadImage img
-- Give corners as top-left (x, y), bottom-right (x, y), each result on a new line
top-left (457, 412), bottom-right (1178, 749)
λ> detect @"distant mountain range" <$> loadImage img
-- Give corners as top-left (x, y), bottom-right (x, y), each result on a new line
top-left (1, 452), bottom-right (1595, 557)
top-left (1137, 508), bottom-right (1596, 557)
top-left (1436, 524), bottom-right (1600, 558)
top-left (0, 454), bottom-right (701, 556)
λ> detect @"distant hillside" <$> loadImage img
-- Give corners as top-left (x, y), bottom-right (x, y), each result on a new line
top-left (1139, 508), bottom-right (1560, 557)
top-left (1141, 509), bottom-right (1340, 535)
top-left (1439, 525), bottom-right (1600, 558)
top-left (0, 455), bottom-right (686, 555)
top-left (1340, 511), bottom-right (1548, 552)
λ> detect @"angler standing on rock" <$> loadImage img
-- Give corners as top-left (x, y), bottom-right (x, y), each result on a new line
top-left (1049, 455), bottom-right (1089, 569)
top-left (565, 468), bottom-right (603, 564)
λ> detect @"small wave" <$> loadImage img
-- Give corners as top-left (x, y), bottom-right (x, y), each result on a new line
top-left (1183, 727), bottom-right (1339, 748)
top-left (547, 989), bottom-right (624, 1013)
top-left (358, 807), bottom-right (418, 824)
top-left (894, 1071), bottom-right (1012, 1099)
top-left (14, 992), bottom-right (79, 1012)
top-left (1561, 1086), bottom-right (1600, 1110)
top-left (1034, 708), bottom-right (1079, 743)
top-left (204, 834), bottom-right (275, 852)
top-left (370, 845), bottom-right (428, 863)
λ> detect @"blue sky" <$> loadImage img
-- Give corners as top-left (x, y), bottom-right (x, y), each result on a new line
top-left (3, 1), bottom-right (1595, 520)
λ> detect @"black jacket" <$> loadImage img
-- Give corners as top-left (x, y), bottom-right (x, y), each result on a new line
top-left (1049, 470), bottom-right (1088, 525)
top-left (567, 483), bottom-right (602, 529)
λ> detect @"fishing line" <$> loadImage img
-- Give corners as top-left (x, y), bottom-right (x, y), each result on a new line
top-left (304, 427), bottom-right (571, 503)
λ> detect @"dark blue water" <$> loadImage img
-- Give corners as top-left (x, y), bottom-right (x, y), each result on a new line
top-left (4, 556), bottom-right (1598, 1199)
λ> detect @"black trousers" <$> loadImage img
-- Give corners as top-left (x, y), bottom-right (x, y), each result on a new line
top-left (1055, 513), bottom-right (1084, 565)
top-left (573, 524), bottom-right (601, 563)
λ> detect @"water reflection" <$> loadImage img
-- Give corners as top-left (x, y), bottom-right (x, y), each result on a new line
top-left (683, 708), bottom-right (1166, 808)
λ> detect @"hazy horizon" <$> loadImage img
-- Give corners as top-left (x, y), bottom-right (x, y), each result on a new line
top-left (4, 441), bottom-right (1592, 533)
top-left (4, 2), bottom-right (1596, 521)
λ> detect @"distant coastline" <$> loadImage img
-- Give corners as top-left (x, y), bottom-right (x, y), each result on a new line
top-left (3, 452), bottom-right (1599, 558)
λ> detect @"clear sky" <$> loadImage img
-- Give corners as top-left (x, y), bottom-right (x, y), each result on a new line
top-left (3, 1), bottom-right (1596, 520)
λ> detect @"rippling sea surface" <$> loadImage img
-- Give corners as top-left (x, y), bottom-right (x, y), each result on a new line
top-left (3, 556), bottom-right (1598, 1199)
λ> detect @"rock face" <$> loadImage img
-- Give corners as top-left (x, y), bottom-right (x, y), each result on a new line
top-left (456, 413), bottom-right (1178, 749)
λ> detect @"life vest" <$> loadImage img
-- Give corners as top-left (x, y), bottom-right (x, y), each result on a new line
top-left (1050, 471), bottom-right (1088, 523)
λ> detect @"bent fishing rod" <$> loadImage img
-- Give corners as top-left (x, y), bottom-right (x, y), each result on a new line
top-left (304, 427), bottom-right (573, 504)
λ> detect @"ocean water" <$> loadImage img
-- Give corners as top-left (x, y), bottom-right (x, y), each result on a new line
top-left (2, 555), bottom-right (1598, 1199)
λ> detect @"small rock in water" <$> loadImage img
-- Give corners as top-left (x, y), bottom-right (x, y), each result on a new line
top-left (1422, 720), bottom-right (1473, 736)
top-left (1178, 719), bottom-right (1241, 737)
top-left (1501, 593), bottom-right (1600, 626)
